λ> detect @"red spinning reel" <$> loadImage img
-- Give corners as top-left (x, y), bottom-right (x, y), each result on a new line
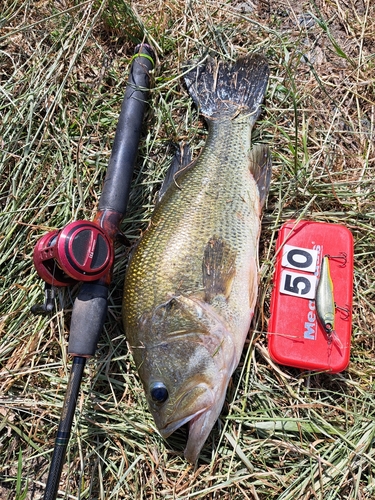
top-left (33, 220), bottom-right (113, 287)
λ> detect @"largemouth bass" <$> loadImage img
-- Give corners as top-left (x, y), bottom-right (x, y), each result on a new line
top-left (123, 54), bottom-right (271, 462)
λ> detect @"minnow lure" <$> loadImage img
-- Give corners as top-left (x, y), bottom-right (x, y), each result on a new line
top-left (315, 255), bottom-right (344, 348)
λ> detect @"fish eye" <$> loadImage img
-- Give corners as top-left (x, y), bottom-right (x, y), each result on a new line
top-left (150, 382), bottom-right (169, 403)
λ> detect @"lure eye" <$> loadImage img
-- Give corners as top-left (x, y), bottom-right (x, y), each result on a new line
top-left (150, 382), bottom-right (169, 403)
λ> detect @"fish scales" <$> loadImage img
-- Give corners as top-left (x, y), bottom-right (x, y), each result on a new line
top-left (123, 54), bottom-right (271, 462)
top-left (125, 120), bottom-right (260, 330)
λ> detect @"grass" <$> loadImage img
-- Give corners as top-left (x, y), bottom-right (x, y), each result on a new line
top-left (1, 0), bottom-right (375, 498)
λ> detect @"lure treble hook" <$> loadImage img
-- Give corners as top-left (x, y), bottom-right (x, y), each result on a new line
top-left (325, 252), bottom-right (347, 267)
top-left (315, 254), bottom-right (349, 350)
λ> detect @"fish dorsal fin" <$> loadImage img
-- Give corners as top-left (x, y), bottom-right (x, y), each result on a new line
top-left (248, 144), bottom-right (272, 208)
top-left (157, 143), bottom-right (193, 202)
top-left (202, 237), bottom-right (236, 303)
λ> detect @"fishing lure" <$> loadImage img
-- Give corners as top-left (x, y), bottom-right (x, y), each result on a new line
top-left (315, 255), bottom-right (344, 348)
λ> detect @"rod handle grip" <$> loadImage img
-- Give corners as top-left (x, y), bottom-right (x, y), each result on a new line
top-left (68, 283), bottom-right (108, 356)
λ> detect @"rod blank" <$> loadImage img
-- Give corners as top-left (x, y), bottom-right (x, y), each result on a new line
top-left (43, 44), bottom-right (155, 500)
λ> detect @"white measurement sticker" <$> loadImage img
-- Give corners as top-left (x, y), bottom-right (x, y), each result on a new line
top-left (280, 270), bottom-right (317, 299)
top-left (281, 244), bottom-right (318, 273)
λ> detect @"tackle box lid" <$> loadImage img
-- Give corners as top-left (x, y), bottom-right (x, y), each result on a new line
top-left (267, 220), bottom-right (354, 373)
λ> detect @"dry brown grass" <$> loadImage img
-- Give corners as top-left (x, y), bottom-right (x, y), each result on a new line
top-left (1, 0), bottom-right (374, 499)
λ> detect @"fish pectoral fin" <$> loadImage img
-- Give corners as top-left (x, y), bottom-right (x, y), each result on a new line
top-left (248, 144), bottom-right (272, 208)
top-left (157, 142), bottom-right (193, 202)
top-left (202, 236), bottom-right (236, 303)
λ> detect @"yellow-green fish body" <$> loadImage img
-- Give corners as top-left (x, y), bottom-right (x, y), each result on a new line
top-left (123, 55), bottom-right (271, 462)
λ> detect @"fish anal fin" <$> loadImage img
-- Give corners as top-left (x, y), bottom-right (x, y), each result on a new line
top-left (158, 143), bottom-right (193, 202)
top-left (202, 237), bottom-right (236, 303)
top-left (248, 144), bottom-right (272, 208)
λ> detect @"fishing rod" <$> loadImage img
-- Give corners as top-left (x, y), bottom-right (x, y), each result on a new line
top-left (31, 44), bottom-right (155, 500)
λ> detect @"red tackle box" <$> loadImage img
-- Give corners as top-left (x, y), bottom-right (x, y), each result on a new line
top-left (267, 220), bottom-right (354, 373)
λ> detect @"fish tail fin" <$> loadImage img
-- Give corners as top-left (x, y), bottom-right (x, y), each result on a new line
top-left (184, 54), bottom-right (269, 125)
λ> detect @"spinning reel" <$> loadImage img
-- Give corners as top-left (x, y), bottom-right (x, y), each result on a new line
top-left (31, 220), bottom-right (114, 314)
top-left (33, 220), bottom-right (113, 287)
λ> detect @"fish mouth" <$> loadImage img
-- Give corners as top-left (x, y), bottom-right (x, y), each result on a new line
top-left (157, 382), bottom-right (227, 463)
top-left (159, 406), bottom-right (208, 439)
top-left (182, 383), bottom-right (228, 463)
top-left (158, 383), bottom-right (213, 438)
top-left (184, 410), bottom-right (217, 463)
top-left (160, 406), bottom-right (216, 464)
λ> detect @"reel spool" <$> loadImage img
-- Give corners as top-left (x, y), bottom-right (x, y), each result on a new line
top-left (33, 221), bottom-right (113, 287)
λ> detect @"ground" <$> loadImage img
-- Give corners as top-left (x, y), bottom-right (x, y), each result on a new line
top-left (0, 0), bottom-right (374, 499)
